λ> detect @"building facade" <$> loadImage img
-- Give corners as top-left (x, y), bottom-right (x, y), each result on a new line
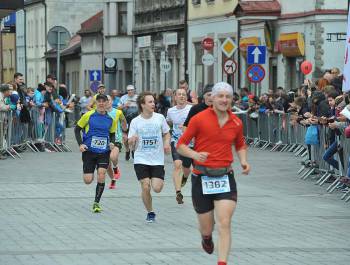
top-left (103, 0), bottom-right (133, 92)
top-left (187, 0), bottom-right (239, 94)
top-left (24, 0), bottom-right (104, 87)
top-left (234, 0), bottom-right (348, 94)
top-left (133, 0), bottom-right (186, 93)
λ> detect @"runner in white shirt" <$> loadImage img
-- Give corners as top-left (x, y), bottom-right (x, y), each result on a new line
top-left (166, 88), bottom-right (192, 204)
top-left (128, 91), bottom-right (171, 223)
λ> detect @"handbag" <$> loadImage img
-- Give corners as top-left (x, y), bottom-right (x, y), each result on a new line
top-left (305, 125), bottom-right (319, 145)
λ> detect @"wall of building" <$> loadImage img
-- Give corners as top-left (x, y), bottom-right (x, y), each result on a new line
top-left (188, 0), bottom-right (238, 20)
top-left (25, 3), bottom-right (46, 87)
top-left (46, 0), bottom-right (103, 36)
top-left (65, 58), bottom-right (81, 95)
top-left (80, 34), bottom-right (103, 95)
top-left (1, 33), bottom-right (16, 83)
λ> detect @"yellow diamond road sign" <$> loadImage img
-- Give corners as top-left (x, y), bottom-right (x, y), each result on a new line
top-left (221, 37), bottom-right (237, 58)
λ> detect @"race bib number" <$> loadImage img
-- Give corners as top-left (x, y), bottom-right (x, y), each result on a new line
top-left (201, 175), bottom-right (230, 195)
top-left (91, 136), bottom-right (107, 150)
top-left (141, 136), bottom-right (159, 150)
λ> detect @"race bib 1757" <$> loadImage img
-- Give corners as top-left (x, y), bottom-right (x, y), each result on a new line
top-left (141, 136), bottom-right (159, 150)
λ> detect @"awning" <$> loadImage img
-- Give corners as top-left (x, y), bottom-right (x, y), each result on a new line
top-left (0, 0), bottom-right (24, 19)
top-left (278, 32), bottom-right (305, 57)
top-left (239, 37), bottom-right (260, 52)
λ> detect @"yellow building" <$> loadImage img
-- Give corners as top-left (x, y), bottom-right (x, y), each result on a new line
top-left (1, 33), bottom-right (16, 83)
top-left (187, 0), bottom-right (238, 93)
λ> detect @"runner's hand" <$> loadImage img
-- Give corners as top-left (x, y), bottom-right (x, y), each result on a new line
top-left (128, 135), bottom-right (138, 149)
top-left (164, 143), bottom-right (171, 154)
top-left (79, 144), bottom-right (88, 152)
top-left (241, 162), bottom-right (250, 175)
top-left (193, 152), bottom-right (209, 162)
top-left (109, 143), bottom-right (115, 150)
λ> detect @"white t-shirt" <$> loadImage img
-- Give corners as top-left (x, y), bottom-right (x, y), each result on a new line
top-left (119, 94), bottom-right (138, 108)
top-left (166, 104), bottom-right (192, 144)
top-left (128, 112), bottom-right (170, 165)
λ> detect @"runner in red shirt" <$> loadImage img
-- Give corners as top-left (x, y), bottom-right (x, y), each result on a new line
top-left (177, 82), bottom-right (250, 265)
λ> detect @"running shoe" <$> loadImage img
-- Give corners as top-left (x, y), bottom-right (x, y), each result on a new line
top-left (113, 166), bottom-right (121, 180)
top-left (201, 235), bottom-right (214, 254)
top-left (92, 202), bottom-right (102, 213)
top-left (109, 180), bottom-right (116, 189)
top-left (181, 175), bottom-right (188, 187)
top-left (125, 151), bottom-right (130, 161)
top-left (146, 212), bottom-right (156, 223)
top-left (176, 192), bottom-right (184, 204)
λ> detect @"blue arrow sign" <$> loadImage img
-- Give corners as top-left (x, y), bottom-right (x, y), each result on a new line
top-left (89, 70), bottom-right (101, 81)
top-left (247, 46), bottom-right (266, 65)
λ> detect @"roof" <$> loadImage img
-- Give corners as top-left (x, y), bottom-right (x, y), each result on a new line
top-left (0, 0), bottom-right (25, 19)
top-left (77, 10), bottom-right (103, 35)
top-left (233, 0), bottom-right (281, 18)
top-left (45, 34), bottom-right (81, 58)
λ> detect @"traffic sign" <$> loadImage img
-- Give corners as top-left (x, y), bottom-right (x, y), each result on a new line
top-left (90, 81), bottom-right (100, 93)
top-left (247, 45), bottom-right (266, 64)
top-left (247, 64), bottom-right (265, 83)
top-left (202, 37), bottom-right (214, 51)
top-left (221, 37), bottom-right (237, 58)
top-left (160, 61), bottom-right (171, 72)
top-left (202, 53), bottom-right (215, 66)
top-left (105, 58), bottom-right (117, 73)
top-left (47, 26), bottom-right (71, 50)
top-left (223, 59), bottom-right (237, 75)
top-left (89, 70), bottom-right (101, 81)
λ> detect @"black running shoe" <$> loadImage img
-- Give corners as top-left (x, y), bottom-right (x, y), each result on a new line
top-left (176, 192), bottom-right (184, 204)
top-left (201, 235), bottom-right (214, 254)
top-left (181, 175), bottom-right (188, 187)
top-left (125, 151), bottom-right (130, 161)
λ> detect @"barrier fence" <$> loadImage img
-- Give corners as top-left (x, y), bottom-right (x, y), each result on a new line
top-left (236, 112), bottom-right (350, 203)
top-left (0, 107), bottom-right (71, 159)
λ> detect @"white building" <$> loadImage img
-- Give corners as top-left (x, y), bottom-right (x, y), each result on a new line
top-left (103, 0), bottom-right (134, 91)
top-left (233, 0), bottom-right (348, 94)
top-left (187, 0), bottom-right (239, 94)
top-left (24, 0), bottom-right (104, 87)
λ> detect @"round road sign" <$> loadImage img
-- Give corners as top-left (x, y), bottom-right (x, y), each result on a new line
top-left (47, 26), bottom-right (71, 50)
top-left (223, 59), bottom-right (237, 75)
top-left (201, 37), bottom-right (214, 50)
top-left (160, 61), bottom-right (171, 72)
top-left (202, 53), bottom-right (215, 66)
top-left (247, 64), bottom-right (265, 83)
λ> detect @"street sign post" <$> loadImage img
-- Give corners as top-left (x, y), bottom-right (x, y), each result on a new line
top-left (246, 64), bottom-right (265, 83)
top-left (221, 37), bottom-right (237, 58)
top-left (223, 59), bottom-right (237, 75)
top-left (47, 26), bottom-right (71, 89)
top-left (202, 53), bottom-right (215, 66)
top-left (89, 70), bottom-right (101, 82)
top-left (247, 45), bottom-right (266, 64)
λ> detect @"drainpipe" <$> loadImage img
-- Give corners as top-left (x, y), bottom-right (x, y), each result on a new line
top-left (0, 19), bottom-right (3, 83)
top-left (237, 19), bottom-right (241, 90)
top-left (24, 8), bottom-right (27, 81)
top-left (43, 0), bottom-right (47, 77)
top-left (184, 0), bottom-right (188, 82)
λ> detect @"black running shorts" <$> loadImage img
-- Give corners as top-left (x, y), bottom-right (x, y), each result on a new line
top-left (191, 171), bottom-right (237, 214)
top-left (134, 164), bottom-right (165, 181)
top-left (170, 142), bottom-right (192, 168)
top-left (82, 151), bottom-right (110, 174)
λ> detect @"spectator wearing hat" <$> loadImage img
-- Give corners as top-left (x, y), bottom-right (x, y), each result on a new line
top-left (87, 83), bottom-right (106, 111)
top-left (0, 84), bottom-right (11, 112)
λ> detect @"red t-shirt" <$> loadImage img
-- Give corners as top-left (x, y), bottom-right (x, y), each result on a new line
top-left (177, 107), bottom-right (246, 169)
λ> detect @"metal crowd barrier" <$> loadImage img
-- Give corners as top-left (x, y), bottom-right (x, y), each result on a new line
top-left (0, 107), bottom-right (71, 160)
top-left (236, 111), bottom-right (350, 202)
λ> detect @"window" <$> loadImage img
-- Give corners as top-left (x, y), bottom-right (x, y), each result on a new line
top-left (192, 0), bottom-right (201, 5)
top-left (118, 2), bottom-right (127, 35)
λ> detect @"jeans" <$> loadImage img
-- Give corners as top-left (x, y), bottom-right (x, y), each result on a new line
top-left (323, 141), bottom-right (339, 170)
